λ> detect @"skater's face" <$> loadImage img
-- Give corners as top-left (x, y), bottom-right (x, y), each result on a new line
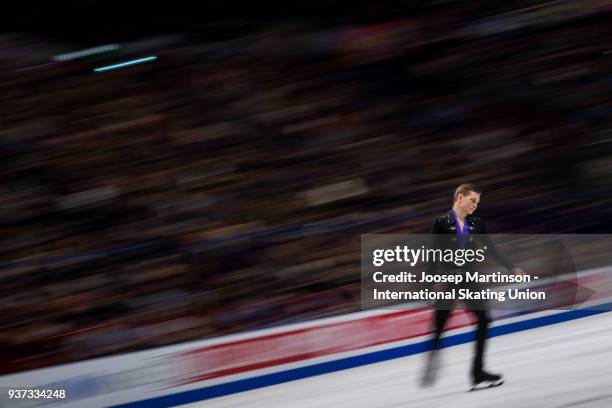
top-left (457, 192), bottom-right (480, 214)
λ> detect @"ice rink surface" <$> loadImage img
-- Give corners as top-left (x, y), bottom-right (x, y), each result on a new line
top-left (180, 312), bottom-right (612, 408)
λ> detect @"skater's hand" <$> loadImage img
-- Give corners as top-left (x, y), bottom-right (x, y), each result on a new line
top-left (511, 267), bottom-right (526, 276)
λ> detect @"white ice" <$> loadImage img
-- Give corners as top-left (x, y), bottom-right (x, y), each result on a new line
top-left (180, 312), bottom-right (612, 408)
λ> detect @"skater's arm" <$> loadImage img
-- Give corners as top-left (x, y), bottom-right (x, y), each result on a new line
top-left (426, 218), bottom-right (443, 276)
top-left (478, 222), bottom-right (515, 272)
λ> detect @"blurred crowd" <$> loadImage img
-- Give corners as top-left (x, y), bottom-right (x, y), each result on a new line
top-left (2, 0), bottom-right (612, 373)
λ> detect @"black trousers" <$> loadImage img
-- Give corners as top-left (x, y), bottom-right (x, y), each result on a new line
top-left (430, 295), bottom-right (490, 375)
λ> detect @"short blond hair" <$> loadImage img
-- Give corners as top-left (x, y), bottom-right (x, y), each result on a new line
top-left (454, 183), bottom-right (481, 202)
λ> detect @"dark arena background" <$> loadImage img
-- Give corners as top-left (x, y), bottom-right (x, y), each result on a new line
top-left (2, 1), bottom-right (612, 407)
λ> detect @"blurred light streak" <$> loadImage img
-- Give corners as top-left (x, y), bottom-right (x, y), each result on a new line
top-left (52, 44), bottom-right (120, 61)
top-left (15, 61), bottom-right (60, 73)
top-left (93, 56), bottom-right (157, 72)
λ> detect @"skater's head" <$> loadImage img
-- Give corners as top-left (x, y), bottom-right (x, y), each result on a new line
top-left (453, 183), bottom-right (481, 215)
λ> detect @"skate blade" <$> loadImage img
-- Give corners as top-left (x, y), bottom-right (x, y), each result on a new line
top-left (469, 379), bottom-right (504, 392)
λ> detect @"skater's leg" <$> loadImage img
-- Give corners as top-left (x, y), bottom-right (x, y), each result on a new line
top-left (466, 304), bottom-right (504, 389)
top-left (421, 304), bottom-right (452, 387)
top-left (432, 308), bottom-right (452, 350)
top-left (470, 307), bottom-right (489, 376)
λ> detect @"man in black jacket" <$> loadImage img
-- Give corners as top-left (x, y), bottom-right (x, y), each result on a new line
top-left (421, 183), bottom-right (525, 390)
